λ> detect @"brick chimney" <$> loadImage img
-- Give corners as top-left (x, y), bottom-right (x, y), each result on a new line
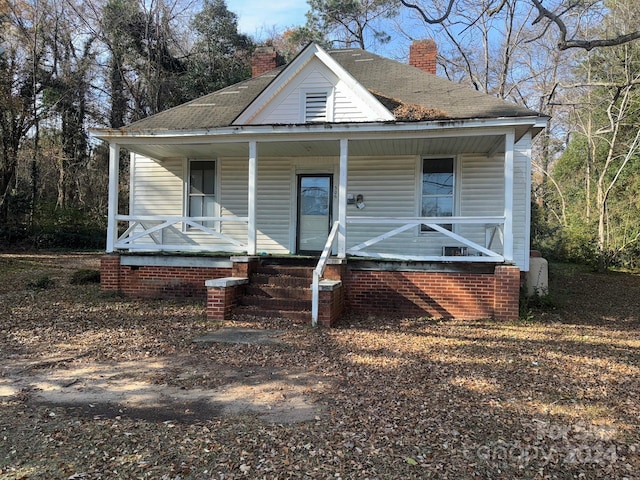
top-left (251, 46), bottom-right (278, 77)
top-left (409, 39), bottom-right (437, 75)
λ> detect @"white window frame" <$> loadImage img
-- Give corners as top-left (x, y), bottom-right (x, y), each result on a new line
top-left (417, 156), bottom-right (460, 234)
top-left (300, 88), bottom-right (334, 123)
top-left (184, 159), bottom-right (219, 231)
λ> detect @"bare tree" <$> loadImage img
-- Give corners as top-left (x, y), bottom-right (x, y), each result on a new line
top-left (399, 0), bottom-right (640, 51)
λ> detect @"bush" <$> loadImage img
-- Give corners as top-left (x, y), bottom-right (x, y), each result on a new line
top-left (70, 269), bottom-right (101, 285)
top-left (32, 204), bottom-right (106, 249)
top-left (27, 275), bottom-right (55, 290)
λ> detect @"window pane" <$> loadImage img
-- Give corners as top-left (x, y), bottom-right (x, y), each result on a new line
top-left (190, 161), bottom-right (215, 195)
top-left (190, 170), bottom-right (203, 195)
top-left (203, 167), bottom-right (215, 195)
top-left (203, 196), bottom-right (216, 217)
top-left (422, 197), bottom-right (453, 217)
top-left (423, 159), bottom-right (454, 196)
top-left (301, 177), bottom-right (330, 215)
top-left (190, 196), bottom-right (203, 217)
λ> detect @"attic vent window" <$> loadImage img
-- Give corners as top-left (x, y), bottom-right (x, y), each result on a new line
top-left (305, 92), bottom-right (329, 122)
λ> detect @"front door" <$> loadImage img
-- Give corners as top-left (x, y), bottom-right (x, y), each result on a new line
top-left (297, 174), bottom-right (333, 254)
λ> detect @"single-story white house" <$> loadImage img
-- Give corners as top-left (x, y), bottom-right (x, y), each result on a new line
top-left (92, 40), bottom-right (548, 326)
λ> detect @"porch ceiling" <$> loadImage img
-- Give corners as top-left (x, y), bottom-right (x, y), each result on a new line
top-left (120, 134), bottom-right (505, 161)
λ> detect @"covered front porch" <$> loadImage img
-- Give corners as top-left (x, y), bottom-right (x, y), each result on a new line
top-left (99, 120), bottom-right (534, 324)
top-left (104, 121), bottom-right (526, 262)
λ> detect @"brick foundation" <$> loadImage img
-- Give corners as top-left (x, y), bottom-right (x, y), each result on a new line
top-left (100, 255), bottom-right (232, 300)
top-left (494, 265), bottom-right (520, 321)
top-left (101, 255), bottom-right (520, 322)
top-left (100, 254), bottom-right (122, 292)
top-left (344, 265), bottom-right (520, 321)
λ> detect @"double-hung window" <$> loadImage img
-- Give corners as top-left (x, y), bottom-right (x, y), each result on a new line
top-left (421, 158), bottom-right (454, 232)
top-left (188, 160), bottom-right (216, 228)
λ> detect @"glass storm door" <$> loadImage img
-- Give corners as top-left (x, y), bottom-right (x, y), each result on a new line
top-left (297, 175), bottom-right (333, 254)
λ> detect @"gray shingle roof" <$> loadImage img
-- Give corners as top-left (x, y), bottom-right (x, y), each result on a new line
top-left (330, 48), bottom-right (539, 120)
top-left (119, 46), bottom-right (541, 133)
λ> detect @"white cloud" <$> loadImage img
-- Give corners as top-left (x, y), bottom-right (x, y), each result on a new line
top-left (227, 0), bottom-right (308, 38)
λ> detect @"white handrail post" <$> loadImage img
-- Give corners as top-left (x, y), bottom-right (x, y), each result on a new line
top-left (106, 142), bottom-right (120, 253)
top-left (311, 271), bottom-right (320, 327)
top-left (503, 130), bottom-right (515, 262)
top-left (312, 220), bottom-right (340, 327)
top-left (248, 140), bottom-right (257, 255)
top-left (338, 138), bottom-right (348, 258)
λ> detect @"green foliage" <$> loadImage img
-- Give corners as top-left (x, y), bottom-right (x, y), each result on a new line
top-left (304, 0), bottom-right (397, 49)
top-left (183, 0), bottom-right (254, 98)
top-left (27, 275), bottom-right (54, 290)
top-left (518, 285), bottom-right (558, 322)
top-left (532, 208), bottom-right (599, 268)
top-left (31, 203), bottom-right (106, 250)
top-left (102, 0), bottom-right (188, 119)
top-left (70, 269), bottom-right (101, 285)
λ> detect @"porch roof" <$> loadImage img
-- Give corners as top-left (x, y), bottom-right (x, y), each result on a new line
top-left (92, 118), bottom-right (546, 161)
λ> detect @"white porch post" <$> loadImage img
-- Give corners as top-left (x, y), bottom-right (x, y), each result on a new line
top-left (503, 130), bottom-right (515, 262)
top-left (248, 140), bottom-right (257, 255)
top-left (338, 138), bottom-right (348, 257)
top-left (106, 142), bottom-right (120, 253)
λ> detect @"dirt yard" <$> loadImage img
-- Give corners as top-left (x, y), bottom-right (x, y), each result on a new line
top-left (0, 253), bottom-right (639, 479)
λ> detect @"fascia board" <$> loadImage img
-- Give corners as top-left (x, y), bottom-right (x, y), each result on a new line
top-left (90, 116), bottom-right (545, 143)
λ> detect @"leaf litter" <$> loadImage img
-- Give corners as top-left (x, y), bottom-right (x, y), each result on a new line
top-left (0, 253), bottom-right (639, 479)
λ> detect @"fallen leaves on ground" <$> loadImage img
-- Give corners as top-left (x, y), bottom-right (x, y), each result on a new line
top-left (0, 253), bottom-right (639, 479)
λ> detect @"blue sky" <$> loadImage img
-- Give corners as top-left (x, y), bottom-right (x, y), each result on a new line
top-left (227, 0), bottom-right (309, 39)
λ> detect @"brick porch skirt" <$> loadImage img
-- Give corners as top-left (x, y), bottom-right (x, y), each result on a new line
top-left (101, 255), bottom-right (520, 322)
top-left (343, 265), bottom-right (520, 321)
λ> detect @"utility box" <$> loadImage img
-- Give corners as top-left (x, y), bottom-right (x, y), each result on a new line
top-left (526, 256), bottom-right (549, 297)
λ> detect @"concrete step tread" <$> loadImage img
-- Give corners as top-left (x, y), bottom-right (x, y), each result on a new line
top-left (234, 305), bottom-right (311, 323)
top-left (239, 295), bottom-right (311, 311)
top-left (244, 285), bottom-right (311, 300)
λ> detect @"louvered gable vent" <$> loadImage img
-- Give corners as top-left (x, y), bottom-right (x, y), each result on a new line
top-left (305, 91), bottom-right (328, 122)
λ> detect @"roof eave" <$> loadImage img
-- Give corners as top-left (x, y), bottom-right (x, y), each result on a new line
top-left (90, 115), bottom-right (548, 142)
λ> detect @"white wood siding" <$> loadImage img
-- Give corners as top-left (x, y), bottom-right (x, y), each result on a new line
top-left (131, 154), bottom-right (182, 216)
top-left (458, 154), bottom-right (504, 254)
top-left (255, 159), bottom-right (292, 253)
top-left (219, 158), bottom-right (249, 244)
top-left (346, 153), bottom-right (515, 259)
top-left (332, 79), bottom-right (375, 122)
top-left (130, 154), bottom-right (183, 247)
top-left (251, 58), bottom-right (387, 124)
top-left (513, 132), bottom-right (532, 271)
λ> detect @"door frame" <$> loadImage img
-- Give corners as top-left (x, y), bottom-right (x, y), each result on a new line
top-left (296, 173), bottom-right (334, 255)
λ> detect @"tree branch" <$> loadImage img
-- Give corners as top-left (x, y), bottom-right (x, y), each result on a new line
top-left (530, 0), bottom-right (640, 51)
top-left (399, 0), bottom-right (455, 24)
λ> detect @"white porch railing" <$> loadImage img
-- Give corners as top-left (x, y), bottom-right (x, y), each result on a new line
top-left (112, 215), bottom-right (249, 252)
top-left (312, 221), bottom-right (340, 327)
top-left (346, 216), bottom-right (506, 261)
